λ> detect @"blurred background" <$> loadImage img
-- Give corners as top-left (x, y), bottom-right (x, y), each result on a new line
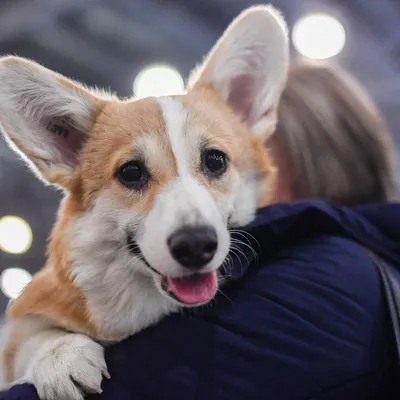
top-left (0, 0), bottom-right (399, 313)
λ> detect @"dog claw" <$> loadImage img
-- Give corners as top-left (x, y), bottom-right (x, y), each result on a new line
top-left (102, 369), bottom-right (111, 380)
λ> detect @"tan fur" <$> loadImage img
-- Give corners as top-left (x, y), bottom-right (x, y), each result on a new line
top-left (180, 86), bottom-right (276, 198)
top-left (81, 98), bottom-right (172, 208)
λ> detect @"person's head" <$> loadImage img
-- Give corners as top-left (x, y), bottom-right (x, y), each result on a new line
top-left (268, 60), bottom-right (397, 206)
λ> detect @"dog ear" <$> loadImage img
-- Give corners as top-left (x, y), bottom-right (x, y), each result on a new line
top-left (0, 56), bottom-right (107, 188)
top-left (188, 5), bottom-right (289, 138)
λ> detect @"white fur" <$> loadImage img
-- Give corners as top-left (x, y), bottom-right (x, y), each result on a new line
top-left (188, 5), bottom-right (288, 136)
top-left (0, 318), bottom-right (107, 400)
top-left (23, 334), bottom-right (105, 400)
top-left (156, 97), bottom-right (189, 176)
top-left (229, 175), bottom-right (261, 227)
top-left (67, 195), bottom-right (178, 341)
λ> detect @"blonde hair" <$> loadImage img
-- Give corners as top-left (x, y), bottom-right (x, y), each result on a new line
top-left (269, 61), bottom-right (397, 206)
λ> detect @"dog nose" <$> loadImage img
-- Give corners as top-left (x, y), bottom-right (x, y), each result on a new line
top-left (167, 226), bottom-right (218, 269)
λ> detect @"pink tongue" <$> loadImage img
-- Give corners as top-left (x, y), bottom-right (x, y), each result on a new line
top-left (168, 271), bottom-right (217, 304)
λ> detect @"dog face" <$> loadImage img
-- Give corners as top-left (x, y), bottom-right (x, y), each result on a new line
top-left (0, 6), bottom-right (288, 313)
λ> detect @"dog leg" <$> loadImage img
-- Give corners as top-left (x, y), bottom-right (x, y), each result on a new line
top-left (1, 317), bottom-right (109, 400)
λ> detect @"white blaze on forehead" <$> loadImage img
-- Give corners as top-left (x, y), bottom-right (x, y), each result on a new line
top-left (155, 96), bottom-right (218, 223)
top-left (156, 96), bottom-right (189, 175)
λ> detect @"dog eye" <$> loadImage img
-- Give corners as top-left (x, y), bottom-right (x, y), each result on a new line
top-left (202, 149), bottom-right (228, 177)
top-left (117, 161), bottom-right (148, 189)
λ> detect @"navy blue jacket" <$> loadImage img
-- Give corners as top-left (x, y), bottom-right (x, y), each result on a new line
top-left (2, 200), bottom-right (400, 400)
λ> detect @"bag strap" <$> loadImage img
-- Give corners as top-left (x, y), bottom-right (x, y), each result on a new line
top-left (367, 250), bottom-right (400, 365)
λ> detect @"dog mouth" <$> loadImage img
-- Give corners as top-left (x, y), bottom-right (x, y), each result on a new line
top-left (127, 236), bottom-right (217, 306)
top-left (161, 272), bottom-right (217, 305)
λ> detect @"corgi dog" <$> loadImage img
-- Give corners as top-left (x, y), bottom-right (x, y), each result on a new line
top-left (0, 5), bottom-right (288, 400)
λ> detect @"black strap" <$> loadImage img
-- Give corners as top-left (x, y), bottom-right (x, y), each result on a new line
top-left (368, 250), bottom-right (400, 366)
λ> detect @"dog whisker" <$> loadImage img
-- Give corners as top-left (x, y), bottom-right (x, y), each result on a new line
top-left (230, 229), bottom-right (261, 253)
top-left (230, 239), bottom-right (259, 262)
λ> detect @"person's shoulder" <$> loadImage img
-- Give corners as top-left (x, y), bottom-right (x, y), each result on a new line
top-left (243, 234), bottom-right (382, 313)
top-left (278, 234), bottom-right (373, 268)
top-left (227, 233), bottom-right (379, 301)
top-left (262, 234), bottom-right (377, 285)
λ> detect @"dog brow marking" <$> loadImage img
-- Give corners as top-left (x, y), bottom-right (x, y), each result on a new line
top-left (156, 96), bottom-right (189, 177)
top-left (154, 95), bottom-right (219, 227)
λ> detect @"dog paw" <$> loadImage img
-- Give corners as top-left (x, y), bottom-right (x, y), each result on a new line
top-left (22, 333), bottom-right (109, 400)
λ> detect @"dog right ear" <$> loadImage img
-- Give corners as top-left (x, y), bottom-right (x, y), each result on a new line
top-left (0, 57), bottom-right (107, 188)
top-left (187, 5), bottom-right (288, 139)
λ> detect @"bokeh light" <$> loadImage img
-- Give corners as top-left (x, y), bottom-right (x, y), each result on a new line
top-left (0, 267), bottom-right (32, 299)
top-left (292, 14), bottom-right (346, 59)
top-left (133, 64), bottom-right (185, 98)
top-left (0, 216), bottom-right (33, 254)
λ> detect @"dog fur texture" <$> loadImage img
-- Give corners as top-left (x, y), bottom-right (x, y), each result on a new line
top-left (0, 5), bottom-right (288, 399)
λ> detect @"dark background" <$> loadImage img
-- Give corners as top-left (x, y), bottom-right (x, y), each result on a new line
top-left (0, 0), bottom-right (399, 313)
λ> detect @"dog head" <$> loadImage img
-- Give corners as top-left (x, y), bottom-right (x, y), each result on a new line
top-left (0, 6), bottom-right (288, 310)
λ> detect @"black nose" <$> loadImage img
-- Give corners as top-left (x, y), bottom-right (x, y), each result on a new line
top-left (167, 226), bottom-right (218, 269)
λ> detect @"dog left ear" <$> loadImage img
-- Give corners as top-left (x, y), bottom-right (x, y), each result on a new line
top-left (0, 56), bottom-right (107, 189)
top-left (188, 5), bottom-right (289, 138)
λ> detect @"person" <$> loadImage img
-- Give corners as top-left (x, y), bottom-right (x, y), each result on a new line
top-left (269, 61), bottom-right (396, 205)
top-left (1, 61), bottom-right (399, 400)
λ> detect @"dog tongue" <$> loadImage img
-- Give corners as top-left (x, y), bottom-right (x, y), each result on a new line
top-left (168, 271), bottom-right (217, 304)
